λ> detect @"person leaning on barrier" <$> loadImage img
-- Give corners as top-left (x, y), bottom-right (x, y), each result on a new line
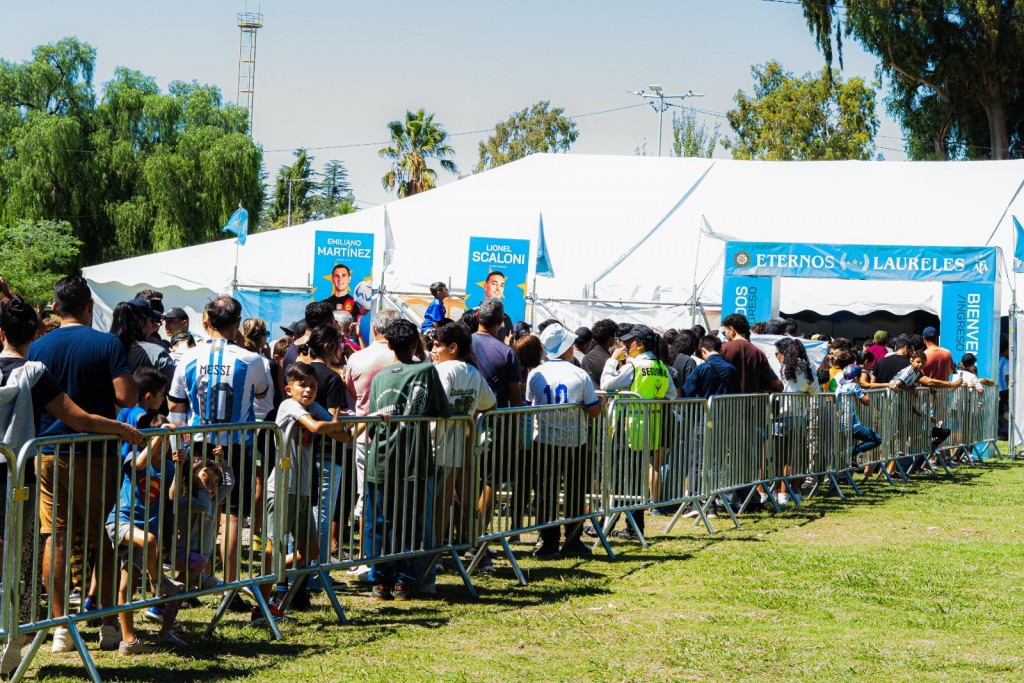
top-left (167, 296), bottom-right (271, 593)
top-left (471, 298), bottom-right (523, 408)
top-left (681, 335), bottom-right (739, 399)
top-left (23, 275), bottom-right (144, 654)
top-left (600, 324), bottom-right (675, 541)
top-left (527, 324), bottom-right (603, 559)
top-left (364, 318), bottom-right (452, 602)
top-left (835, 364), bottom-right (883, 472)
top-left (889, 350), bottom-right (960, 470)
top-left (110, 297), bottom-right (177, 386)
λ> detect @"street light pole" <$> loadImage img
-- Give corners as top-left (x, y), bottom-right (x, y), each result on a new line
top-left (629, 85), bottom-right (705, 157)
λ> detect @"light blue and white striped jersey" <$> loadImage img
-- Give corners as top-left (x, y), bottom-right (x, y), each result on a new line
top-left (169, 339), bottom-right (270, 444)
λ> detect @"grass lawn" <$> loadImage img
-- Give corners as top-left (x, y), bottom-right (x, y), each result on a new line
top-left (24, 454), bottom-right (1024, 682)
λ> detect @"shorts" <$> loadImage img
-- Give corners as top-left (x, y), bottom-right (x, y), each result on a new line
top-left (105, 520), bottom-right (155, 572)
top-left (266, 493), bottom-right (315, 543)
top-left (196, 442), bottom-right (254, 516)
top-left (39, 453), bottom-right (120, 543)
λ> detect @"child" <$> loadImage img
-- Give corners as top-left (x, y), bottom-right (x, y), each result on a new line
top-left (421, 281), bottom-right (448, 332)
top-left (364, 319), bottom-right (452, 602)
top-left (889, 351), bottom-right (957, 470)
top-left (254, 362), bottom-right (351, 626)
top-left (835, 364), bottom-right (882, 468)
top-left (105, 367), bottom-right (186, 655)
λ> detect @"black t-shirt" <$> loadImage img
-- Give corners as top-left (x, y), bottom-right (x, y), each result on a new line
top-left (0, 357), bottom-right (65, 433)
top-left (873, 354), bottom-right (910, 384)
top-left (311, 361), bottom-right (346, 413)
top-left (671, 354), bottom-right (697, 392)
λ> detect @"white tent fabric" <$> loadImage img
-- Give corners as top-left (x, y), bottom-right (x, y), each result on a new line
top-left (84, 154), bottom-right (1024, 334)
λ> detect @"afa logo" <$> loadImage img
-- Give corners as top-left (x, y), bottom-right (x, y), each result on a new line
top-left (733, 250), bottom-right (752, 268)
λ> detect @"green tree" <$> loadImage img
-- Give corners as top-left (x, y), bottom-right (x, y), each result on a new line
top-left (0, 38), bottom-right (264, 266)
top-left (671, 107), bottom-right (720, 158)
top-left (379, 109), bottom-right (458, 197)
top-left (266, 148), bottom-right (315, 228)
top-left (310, 160), bottom-right (357, 219)
top-left (800, 1), bottom-right (1024, 160)
top-left (475, 101), bottom-right (578, 172)
top-left (724, 61), bottom-right (879, 161)
top-left (0, 220), bottom-right (81, 303)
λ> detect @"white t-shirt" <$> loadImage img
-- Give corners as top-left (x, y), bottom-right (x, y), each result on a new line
top-left (434, 360), bottom-right (496, 467)
top-left (781, 372), bottom-right (819, 395)
top-left (253, 356), bottom-right (275, 419)
top-left (526, 359), bottom-right (599, 447)
top-left (268, 398), bottom-right (331, 496)
top-left (169, 338), bottom-right (271, 444)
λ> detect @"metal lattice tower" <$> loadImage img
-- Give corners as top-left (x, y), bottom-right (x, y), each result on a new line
top-left (236, 12), bottom-right (263, 133)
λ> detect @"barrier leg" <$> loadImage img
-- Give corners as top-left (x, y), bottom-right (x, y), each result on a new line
top-left (496, 537), bottom-right (527, 587)
top-left (824, 473), bottom-right (847, 500)
top-left (693, 500), bottom-right (715, 535)
top-left (716, 493), bottom-right (740, 529)
top-left (589, 514), bottom-right (615, 559)
top-left (891, 457), bottom-right (911, 482)
top-left (317, 568), bottom-right (351, 624)
top-left (67, 622), bottom-right (101, 683)
top-left (842, 470), bottom-right (862, 496)
top-left (11, 630), bottom-right (47, 683)
top-left (251, 585), bottom-right (284, 640)
top-left (448, 548), bottom-right (479, 599)
top-left (624, 512), bottom-right (648, 548)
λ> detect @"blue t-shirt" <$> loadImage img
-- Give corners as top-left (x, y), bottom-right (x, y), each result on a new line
top-left (999, 355), bottom-right (1009, 391)
top-left (27, 325), bottom-right (132, 447)
top-left (107, 405), bottom-right (175, 533)
top-left (421, 299), bottom-right (446, 332)
top-left (471, 332), bottom-right (522, 408)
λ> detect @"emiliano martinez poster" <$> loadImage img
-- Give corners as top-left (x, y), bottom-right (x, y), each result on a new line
top-left (313, 231), bottom-right (375, 341)
top-left (464, 236), bottom-right (530, 324)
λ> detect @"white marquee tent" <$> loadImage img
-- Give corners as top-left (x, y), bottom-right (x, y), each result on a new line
top-left (84, 154), bottom-right (1024, 333)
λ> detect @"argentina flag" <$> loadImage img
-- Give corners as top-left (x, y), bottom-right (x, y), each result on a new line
top-left (222, 207), bottom-right (249, 245)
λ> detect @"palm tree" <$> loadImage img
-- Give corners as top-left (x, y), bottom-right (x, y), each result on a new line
top-left (379, 109), bottom-right (458, 197)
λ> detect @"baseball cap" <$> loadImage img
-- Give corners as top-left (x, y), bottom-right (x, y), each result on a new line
top-left (922, 326), bottom-right (939, 338)
top-left (873, 330), bottom-right (887, 343)
top-left (540, 324), bottom-right (577, 359)
top-left (842, 364), bottom-right (862, 381)
top-left (170, 331), bottom-right (195, 346)
top-left (163, 306), bottom-right (187, 320)
top-left (127, 297), bottom-right (160, 320)
top-left (619, 324), bottom-right (657, 348)
top-left (281, 319), bottom-right (305, 336)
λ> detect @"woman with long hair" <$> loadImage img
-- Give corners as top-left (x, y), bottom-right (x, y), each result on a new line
top-left (109, 300), bottom-right (175, 384)
top-left (772, 337), bottom-right (818, 505)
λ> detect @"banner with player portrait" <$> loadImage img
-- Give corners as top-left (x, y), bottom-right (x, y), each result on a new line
top-left (464, 236), bottom-right (530, 324)
top-left (313, 230), bottom-right (375, 341)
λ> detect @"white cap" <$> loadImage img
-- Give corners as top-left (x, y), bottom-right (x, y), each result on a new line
top-left (540, 324), bottom-right (576, 360)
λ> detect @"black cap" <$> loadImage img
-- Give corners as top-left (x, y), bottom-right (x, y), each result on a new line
top-left (162, 306), bottom-right (187, 320)
top-left (281, 320), bottom-right (306, 337)
top-left (619, 324), bottom-right (656, 348)
top-left (127, 297), bottom-right (160, 320)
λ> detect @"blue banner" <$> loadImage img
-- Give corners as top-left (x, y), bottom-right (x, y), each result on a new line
top-left (235, 289), bottom-right (312, 342)
top-left (465, 236), bottom-right (530, 325)
top-left (313, 231), bottom-right (375, 343)
top-left (725, 242), bottom-right (997, 284)
top-left (940, 282), bottom-right (1000, 380)
top-left (721, 275), bottom-right (777, 328)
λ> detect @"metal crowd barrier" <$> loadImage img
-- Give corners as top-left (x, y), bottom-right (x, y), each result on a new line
top-left (475, 405), bottom-right (614, 585)
top-left (0, 444), bottom-right (15, 650)
top-left (273, 414), bottom-right (481, 614)
top-left (6, 422), bottom-right (284, 683)
top-left (603, 398), bottom-right (710, 541)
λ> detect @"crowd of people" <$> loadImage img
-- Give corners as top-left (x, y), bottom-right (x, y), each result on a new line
top-left (0, 274), bottom-right (1011, 666)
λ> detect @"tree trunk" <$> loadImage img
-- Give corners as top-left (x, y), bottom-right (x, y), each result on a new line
top-left (984, 102), bottom-right (1010, 160)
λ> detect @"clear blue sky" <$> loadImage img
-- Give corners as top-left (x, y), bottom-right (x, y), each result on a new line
top-left (3, 0), bottom-right (906, 208)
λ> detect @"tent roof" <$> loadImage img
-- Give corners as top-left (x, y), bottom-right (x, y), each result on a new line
top-left (84, 154), bottom-right (1024, 320)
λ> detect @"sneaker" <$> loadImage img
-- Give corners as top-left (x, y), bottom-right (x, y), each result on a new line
top-left (417, 580), bottom-right (437, 596)
top-left (777, 492), bottom-right (791, 506)
top-left (227, 594), bottom-right (250, 612)
top-left (393, 583), bottom-right (413, 601)
top-left (706, 506), bottom-right (719, 519)
top-left (582, 525), bottom-right (601, 538)
top-left (612, 528), bottom-right (639, 541)
top-left (561, 540), bottom-right (592, 557)
top-left (157, 576), bottom-right (185, 598)
top-left (155, 631), bottom-right (188, 649)
top-left (0, 643), bottom-right (22, 676)
top-left (68, 589), bottom-right (82, 608)
top-left (462, 547), bottom-right (496, 562)
top-left (198, 573), bottom-right (223, 590)
top-left (682, 505), bottom-right (700, 519)
top-left (118, 638), bottom-right (156, 656)
top-left (143, 606), bottom-right (165, 624)
top-left (348, 565), bottom-right (372, 583)
top-left (289, 590), bottom-right (312, 611)
top-left (51, 626), bottom-right (73, 653)
top-left (476, 554), bottom-right (495, 574)
top-left (249, 604), bottom-right (287, 627)
top-left (531, 544), bottom-right (562, 560)
top-left (99, 623), bottom-right (122, 651)
top-left (371, 584), bottom-right (393, 601)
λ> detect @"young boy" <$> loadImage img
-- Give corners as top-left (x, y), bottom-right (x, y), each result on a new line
top-left (835, 364), bottom-right (882, 469)
top-left (421, 281), bottom-right (448, 332)
top-left (105, 367), bottom-right (186, 655)
top-left (364, 319), bottom-right (452, 601)
top-left (255, 362), bottom-right (351, 626)
top-left (889, 351), bottom-right (957, 471)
